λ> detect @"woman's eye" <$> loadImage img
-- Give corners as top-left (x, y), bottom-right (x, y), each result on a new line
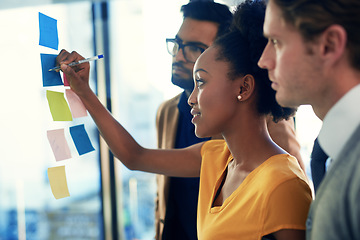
top-left (196, 79), bottom-right (205, 88)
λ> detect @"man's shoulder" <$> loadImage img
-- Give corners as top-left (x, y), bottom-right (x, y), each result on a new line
top-left (156, 93), bottom-right (181, 128)
top-left (158, 93), bottom-right (182, 112)
top-left (337, 123), bottom-right (360, 164)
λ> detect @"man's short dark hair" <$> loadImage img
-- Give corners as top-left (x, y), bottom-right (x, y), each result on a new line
top-left (181, 1), bottom-right (233, 38)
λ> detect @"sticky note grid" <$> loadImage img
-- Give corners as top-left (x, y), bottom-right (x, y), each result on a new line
top-left (39, 12), bottom-right (94, 199)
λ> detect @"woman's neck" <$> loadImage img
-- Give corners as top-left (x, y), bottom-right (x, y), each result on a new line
top-left (223, 115), bottom-right (285, 171)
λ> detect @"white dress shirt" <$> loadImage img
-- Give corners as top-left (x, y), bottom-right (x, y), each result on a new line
top-left (318, 84), bottom-right (360, 168)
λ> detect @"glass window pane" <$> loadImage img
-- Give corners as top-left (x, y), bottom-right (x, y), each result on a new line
top-left (108, 0), bottom-right (186, 239)
top-left (0, 3), bottom-right (103, 239)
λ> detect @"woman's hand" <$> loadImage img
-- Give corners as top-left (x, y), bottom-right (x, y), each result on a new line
top-left (56, 49), bottom-right (91, 97)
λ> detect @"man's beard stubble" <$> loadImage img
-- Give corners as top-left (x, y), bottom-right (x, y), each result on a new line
top-left (171, 62), bottom-right (194, 92)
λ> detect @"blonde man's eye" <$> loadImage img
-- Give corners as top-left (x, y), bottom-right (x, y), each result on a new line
top-left (271, 39), bottom-right (278, 45)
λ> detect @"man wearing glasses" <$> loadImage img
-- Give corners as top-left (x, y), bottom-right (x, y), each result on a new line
top-left (156, 2), bottom-right (232, 240)
top-left (156, 1), bottom-right (303, 240)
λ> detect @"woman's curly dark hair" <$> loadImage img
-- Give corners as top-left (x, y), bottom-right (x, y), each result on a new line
top-left (214, 0), bottom-right (296, 122)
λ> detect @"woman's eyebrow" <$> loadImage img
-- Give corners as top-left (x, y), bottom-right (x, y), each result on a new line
top-left (194, 68), bottom-right (209, 74)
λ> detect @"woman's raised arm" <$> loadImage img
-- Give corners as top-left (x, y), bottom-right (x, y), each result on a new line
top-left (56, 49), bottom-right (203, 177)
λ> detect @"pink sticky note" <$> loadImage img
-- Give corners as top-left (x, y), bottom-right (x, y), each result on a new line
top-left (65, 89), bottom-right (87, 118)
top-left (47, 129), bottom-right (72, 161)
top-left (63, 73), bottom-right (70, 86)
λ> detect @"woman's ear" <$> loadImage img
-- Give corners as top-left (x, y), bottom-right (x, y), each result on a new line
top-left (237, 74), bottom-right (255, 101)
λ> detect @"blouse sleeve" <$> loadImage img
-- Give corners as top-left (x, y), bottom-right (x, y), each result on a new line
top-left (262, 178), bottom-right (313, 236)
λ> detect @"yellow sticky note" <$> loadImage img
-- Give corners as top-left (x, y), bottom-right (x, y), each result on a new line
top-left (46, 90), bottom-right (73, 121)
top-left (47, 166), bottom-right (70, 199)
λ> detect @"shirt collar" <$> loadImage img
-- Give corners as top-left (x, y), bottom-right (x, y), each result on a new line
top-left (318, 84), bottom-right (360, 160)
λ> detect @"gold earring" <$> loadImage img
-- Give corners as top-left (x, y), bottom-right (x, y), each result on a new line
top-left (237, 95), bottom-right (242, 101)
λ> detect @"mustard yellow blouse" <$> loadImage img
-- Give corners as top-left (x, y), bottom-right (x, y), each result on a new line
top-left (198, 140), bottom-right (312, 240)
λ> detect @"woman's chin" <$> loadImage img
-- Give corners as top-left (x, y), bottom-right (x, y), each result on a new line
top-left (195, 129), bottom-right (210, 139)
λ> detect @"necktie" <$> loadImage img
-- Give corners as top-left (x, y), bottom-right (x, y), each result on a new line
top-left (310, 138), bottom-right (329, 193)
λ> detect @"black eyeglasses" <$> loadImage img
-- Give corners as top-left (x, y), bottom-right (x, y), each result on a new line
top-left (166, 38), bottom-right (207, 63)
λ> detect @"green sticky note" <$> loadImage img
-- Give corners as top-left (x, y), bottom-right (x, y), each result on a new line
top-left (46, 90), bottom-right (73, 121)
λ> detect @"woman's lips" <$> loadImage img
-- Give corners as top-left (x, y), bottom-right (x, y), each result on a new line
top-left (190, 109), bottom-right (201, 123)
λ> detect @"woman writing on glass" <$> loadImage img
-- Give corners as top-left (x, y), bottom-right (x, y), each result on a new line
top-left (56, 1), bottom-right (311, 239)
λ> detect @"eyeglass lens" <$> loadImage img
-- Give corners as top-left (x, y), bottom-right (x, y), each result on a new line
top-left (166, 40), bottom-right (203, 63)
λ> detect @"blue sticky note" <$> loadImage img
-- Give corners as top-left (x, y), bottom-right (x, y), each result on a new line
top-left (69, 124), bottom-right (95, 155)
top-left (41, 54), bottom-right (63, 87)
top-left (39, 12), bottom-right (59, 50)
